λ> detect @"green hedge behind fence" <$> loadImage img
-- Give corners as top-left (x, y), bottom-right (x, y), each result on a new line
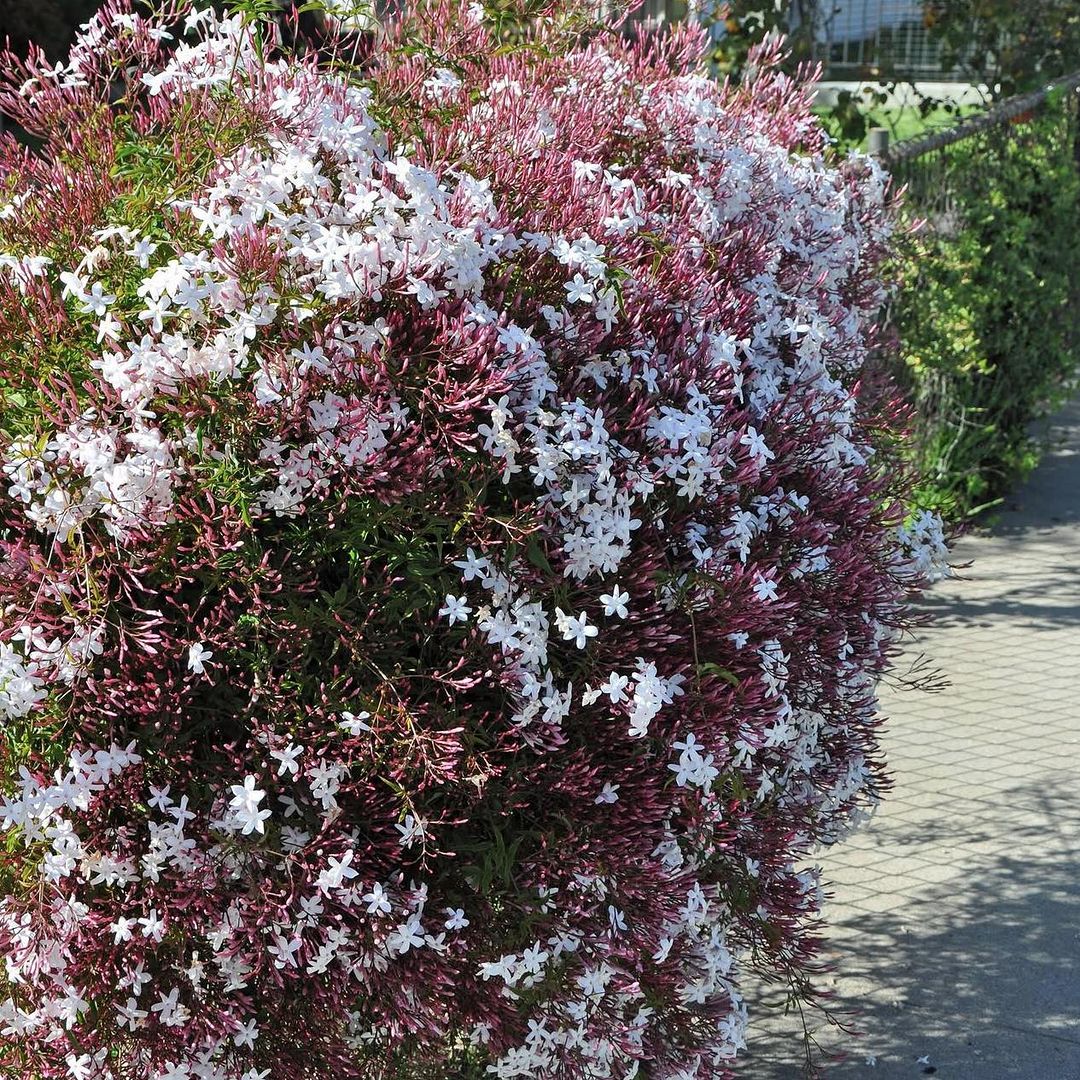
top-left (885, 83), bottom-right (1080, 519)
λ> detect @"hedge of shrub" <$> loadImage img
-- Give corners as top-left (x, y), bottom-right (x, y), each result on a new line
top-left (887, 88), bottom-right (1080, 518)
top-left (0, 3), bottom-right (946, 1078)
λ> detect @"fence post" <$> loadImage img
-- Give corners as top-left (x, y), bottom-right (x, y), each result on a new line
top-left (868, 127), bottom-right (890, 158)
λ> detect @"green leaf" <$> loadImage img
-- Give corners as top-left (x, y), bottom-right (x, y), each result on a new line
top-left (695, 663), bottom-right (740, 688)
top-left (1045, 84), bottom-right (1067, 110)
top-left (524, 534), bottom-right (553, 575)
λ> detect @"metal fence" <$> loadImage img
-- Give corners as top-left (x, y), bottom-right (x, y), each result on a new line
top-left (875, 71), bottom-right (1080, 233)
top-left (812, 0), bottom-right (960, 80)
top-left (626, 0), bottom-right (980, 81)
top-left (871, 71), bottom-right (1080, 512)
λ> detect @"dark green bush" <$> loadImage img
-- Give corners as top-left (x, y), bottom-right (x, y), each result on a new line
top-left (889, 90), bottom-right (1080, 518)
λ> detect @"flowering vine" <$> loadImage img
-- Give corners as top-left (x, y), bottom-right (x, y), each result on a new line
top-left (0, 2), bottom-right (947, 1078)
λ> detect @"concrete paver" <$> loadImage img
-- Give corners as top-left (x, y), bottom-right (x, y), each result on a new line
top-left (739, 397), bottom-right (1080, 1079)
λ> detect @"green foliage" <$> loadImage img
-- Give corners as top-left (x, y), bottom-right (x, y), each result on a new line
top-left (707, 2), bottom-right (816, 82)
top-left (889, 98), bottom-right (1080, 517)
top-left (924, 0), bottom-right (1080, 96)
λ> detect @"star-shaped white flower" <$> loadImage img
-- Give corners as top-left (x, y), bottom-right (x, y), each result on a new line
top-left (228, 776), bottom-right (270, 835)
top-left (599, 585), bottom-right (629, 619)
top-left (439, 594), bottom-right (472, 625)
top-left (556, 608), bottom-right (598, 649)
top-left (186, 642), bottom-right (213, 674)
top-left (270, 743), bottom-right (302, 777)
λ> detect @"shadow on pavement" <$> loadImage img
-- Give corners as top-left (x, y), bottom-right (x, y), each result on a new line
top-left (980, 395), bottom-right (1080, 535)
top-left (740, 392), bottom-right (1080, 1078)
top-left (913, 569), bottom-right (1080, 632)
top-left (740, 780), bottom-right (1080, 1079)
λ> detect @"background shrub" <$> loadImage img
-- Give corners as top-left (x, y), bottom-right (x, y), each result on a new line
top-left (888, 92), bottom-right (1080, 517)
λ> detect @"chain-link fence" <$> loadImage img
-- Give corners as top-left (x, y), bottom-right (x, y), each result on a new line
top-left (881, 71), bottom-right (1080, 220)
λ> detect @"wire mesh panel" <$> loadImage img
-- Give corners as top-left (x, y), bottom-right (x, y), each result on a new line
top-left (816, 0), bottom-right (946, 79)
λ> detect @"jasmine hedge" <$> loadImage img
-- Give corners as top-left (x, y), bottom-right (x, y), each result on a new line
top-left (0, 2), bottom-right (946, 1078)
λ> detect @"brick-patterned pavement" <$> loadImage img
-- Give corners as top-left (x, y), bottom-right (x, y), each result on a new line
top-left (740, 397), bottom-right (1080, 1079)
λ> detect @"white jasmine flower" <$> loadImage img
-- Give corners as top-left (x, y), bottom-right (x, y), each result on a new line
top-left (439, 594), bottom-right (472, 625)
top-left (453, 547), bottom-right (489, 581)
top-left (740, 425), bottom-right (775, 462)
top-left (594, 783), bottom-right (619, 804)
top-left (599, 585), bottom-right (629, 618)
top-left (110, 916), bottom-right (136, 943)
top-left (564, 273), bottom-right (595, 304)
top-left (556, 608), bottom-right (598, 649)
top-left (395, 813), bottom-right (426, 848)
top-left (186, 643), bottom-right (213, 674)
top-left (317, 850), bottom-right (358, 893)
top-left (363, 882), bottom-right (392, 915)
top-left (444, 907), bottom-right (469, 930)
top-left (752, 574), bottom-right (778, 603)
top-left (270, 743), bottom-right (302, 777)
top-left (339, 710), bottom-right (371, 735)
top-left (228, 776), bottom-right (270, 835)
top-left (127, 237), bottom-right (158, 268)
top-left (232, 1017), bottom-right (259, 1049)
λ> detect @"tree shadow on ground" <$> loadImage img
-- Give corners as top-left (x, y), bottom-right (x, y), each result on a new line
top-left (740, 776), bottom-right (1080, 1079)
top-left (912, 565), bottom-right (1080, 632)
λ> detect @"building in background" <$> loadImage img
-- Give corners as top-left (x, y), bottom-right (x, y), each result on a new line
top-left (628, 0), bottom-right (977, 82)
top-left (812, 0), bottom-right (974, 80)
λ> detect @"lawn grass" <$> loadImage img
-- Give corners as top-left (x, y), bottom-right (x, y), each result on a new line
top-left (813, 101), bottom-right (983, 152)
top-left (862, 103), bottom-right (981, 147)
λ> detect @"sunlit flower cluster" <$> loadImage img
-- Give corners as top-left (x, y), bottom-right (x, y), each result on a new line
top-left (0, 2), bottom-right (946, 1078)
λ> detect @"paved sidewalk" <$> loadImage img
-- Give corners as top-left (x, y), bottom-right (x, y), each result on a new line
top-left (741, 397), bottom-right (1080, 1079)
